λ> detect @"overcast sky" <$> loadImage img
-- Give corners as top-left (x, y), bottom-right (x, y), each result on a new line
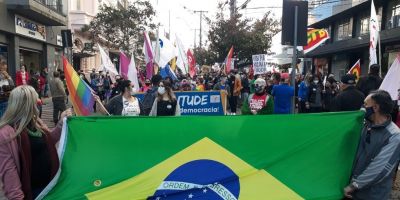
top-left (149, 0), bottom-right (283, 50)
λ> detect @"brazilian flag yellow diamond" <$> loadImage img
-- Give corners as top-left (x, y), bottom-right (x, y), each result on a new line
top-left (86, 137), bottom-right (304, 200)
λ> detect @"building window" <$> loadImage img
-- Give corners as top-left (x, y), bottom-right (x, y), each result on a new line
top-left (336, 18), bottom-right (352, 41)
top-left (387, 0), bottom-right (400, 29)
top-left (359, 16), bottom-right (369, 35)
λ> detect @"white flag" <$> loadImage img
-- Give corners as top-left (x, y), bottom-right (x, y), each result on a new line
top-left (157, 34), bottom-right (176, 68)
top-left (175, 34), bottom-right (189, 74)
top-left (98, 44), bottom-right (119, 75)
top-left (379, 55), bottom-right (400, 100)
top-left (127, 54), bottom-right (140, 93)
top-left (369, 0), bottom-right (380, 67)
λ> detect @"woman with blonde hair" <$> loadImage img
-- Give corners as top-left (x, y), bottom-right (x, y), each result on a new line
top-left (149, 79), bottom-right (181, 116)
top-left (0, 85), bottom-right (72, 199)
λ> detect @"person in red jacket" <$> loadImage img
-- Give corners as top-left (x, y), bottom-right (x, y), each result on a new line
top-left (15, 65), bottom-right (29, 86)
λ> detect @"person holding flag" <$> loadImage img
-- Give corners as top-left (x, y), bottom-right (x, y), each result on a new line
top-left (0, 86), bottom-right (72, 199)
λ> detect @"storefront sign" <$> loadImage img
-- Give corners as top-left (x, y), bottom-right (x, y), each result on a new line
top-left (134, 91), bottom-right (227, 116)
top-left (15, 15), bottom-right (46, 41)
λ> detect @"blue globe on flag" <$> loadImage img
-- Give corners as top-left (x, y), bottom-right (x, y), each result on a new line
top-left (149, 159), bottom-right (240, 200)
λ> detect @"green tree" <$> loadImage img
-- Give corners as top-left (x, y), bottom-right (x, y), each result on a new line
top-left (82, 0), bottom-right (156, 57)
top-left (205, 3), bottom-right (280, 67)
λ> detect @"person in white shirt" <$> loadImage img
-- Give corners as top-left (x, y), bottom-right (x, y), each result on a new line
top-left (97, 79), bottom-right (143, 116)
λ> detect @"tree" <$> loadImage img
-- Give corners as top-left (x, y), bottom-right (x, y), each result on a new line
top-left (204, 3), bottom-right (280, 67)
top-left (82, 0), bottom-right (156, 57)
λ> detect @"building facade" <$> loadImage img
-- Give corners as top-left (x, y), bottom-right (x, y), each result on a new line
top-left (308, 0), bottom-right (400, 78)
top-left (0, 0), bottom-right (68, 78)
top-left (68, 0), bottom-right (127, 73)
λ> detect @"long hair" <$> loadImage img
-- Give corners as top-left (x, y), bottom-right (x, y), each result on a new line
top-left (0, 85), bottom-right (40, 142)
top-left (157, 79), bottom-right (176, 102)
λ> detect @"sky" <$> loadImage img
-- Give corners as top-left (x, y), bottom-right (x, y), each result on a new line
top-left (149, 0), bottom-right (283, 50)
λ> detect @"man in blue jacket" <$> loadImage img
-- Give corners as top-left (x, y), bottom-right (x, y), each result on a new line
top-left (271, 75), bottom-right (294, 114)
top-left (344, 90), bottom-right (400, 200)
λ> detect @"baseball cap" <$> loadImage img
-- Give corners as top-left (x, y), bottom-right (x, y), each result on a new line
top-left (254, 78), bottom-right (266, 87)
top-left (341, 74), bottom-right (356, 84)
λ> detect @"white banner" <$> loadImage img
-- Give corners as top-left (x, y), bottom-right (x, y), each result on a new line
top-left (252, 54), bottom-right (268, 75)
top-left (15, 15), bottom-right (46, 41)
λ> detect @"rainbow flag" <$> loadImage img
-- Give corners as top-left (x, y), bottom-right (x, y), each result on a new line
top-left (63, 57), bottom-right (95, 116)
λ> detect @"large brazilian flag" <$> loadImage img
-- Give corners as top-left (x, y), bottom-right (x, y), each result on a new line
top-left (39, 112), bottom-right (363, 200)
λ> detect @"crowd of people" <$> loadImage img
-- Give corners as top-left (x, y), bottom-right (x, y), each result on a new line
top-left (1, 58), bottom-right (400, 200)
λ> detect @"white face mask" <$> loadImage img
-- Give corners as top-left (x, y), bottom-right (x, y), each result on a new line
top-left (158, 86), bottom-right (166, 95)
top-left (313, 80), bottom-right (319, 84)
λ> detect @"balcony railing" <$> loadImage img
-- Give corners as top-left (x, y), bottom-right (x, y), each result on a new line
top-left (33, 0), bottom-right (65, 15)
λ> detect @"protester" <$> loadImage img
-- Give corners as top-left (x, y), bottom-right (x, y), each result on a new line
top-left (241, 73), bottom-right (250, 105)
top-left (142, 74), bottom-right (162, 115)
top-left (0, 60), bottom-right (14, 97)
top-left (331, 74), bottom-right (365, 112)
top-left (298, 74), bottom-right (311, 113)
top-left (272, 74), bottom-right (294, 114)
top-left (227, 71), bottom-right (242, 115)
top-left (98, 79), bottom-right (143, 116)
top-left (356, 64), bottom-right (383, 96)
top-left (241, 78), bottom-right (273, 115)
top-left (322, 75), bottom-right (339, 112)
top-left (90, 68), bottom-right (96, 81)
top-left (28, 73), bottom-right (43, 118)
top-left (49, 71), bottom-right (67, 125)
top-left (0, 85), bottom-right (72, 199)
top-left (213, 76), bottom-right (228, 91)
top-left (15, 65), bottom-right (29, 86)
top-left (307, 75), bottom-right (324, 113)
top-left (141, 79), bottom-right (151, 93)
top-left (110, 75), bottom-right (123, 99)
top-left (344, 90), bottom-right (400, 200)
top-left (149, 79), bottom-right (181, 116)
top-left (180, 79), bottom-right (192, 91)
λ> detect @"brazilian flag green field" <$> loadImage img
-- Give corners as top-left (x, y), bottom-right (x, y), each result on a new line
top-left (39, 112), bottom-right (363, 200)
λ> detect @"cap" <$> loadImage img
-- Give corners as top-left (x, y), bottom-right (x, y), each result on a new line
top-left (341, 74), bottom-right (356, 84)
top-left (254, 78), bottom-right (266, 87)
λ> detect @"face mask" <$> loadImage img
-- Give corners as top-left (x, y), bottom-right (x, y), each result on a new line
top-left (313, 80), bottom-right (319, 84)
top-left (364, 106), bottom-right (375, 121)
top-left (145, 83), bottom-right (150, 86)
top-left (158, 86), bottom-right (166, 95)
top-left (255, 86), bottom-right (264, 94)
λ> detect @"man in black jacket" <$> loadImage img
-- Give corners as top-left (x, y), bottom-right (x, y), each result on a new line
top-left (331, 74), bottom-right (365, 112)
top-left (356, 64), bottom-right (383, 96)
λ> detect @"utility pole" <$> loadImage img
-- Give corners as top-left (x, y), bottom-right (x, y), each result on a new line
top-left (191, 29), bottom-right (198, 49)
top-left (193, 10), bottom-right (207, 48)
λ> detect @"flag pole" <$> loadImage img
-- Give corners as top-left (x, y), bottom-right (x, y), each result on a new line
top-left (378, 33), bottom-right (382, 76)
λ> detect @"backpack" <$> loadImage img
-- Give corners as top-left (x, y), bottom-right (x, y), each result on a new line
top-left (142, 88), bottom-right (157, 115)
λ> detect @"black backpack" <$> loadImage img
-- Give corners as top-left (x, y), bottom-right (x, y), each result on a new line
top-left (142, 88), bottom-right (157, 115)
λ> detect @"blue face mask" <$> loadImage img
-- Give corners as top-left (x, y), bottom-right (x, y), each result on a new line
top-left (364, 106), bottom-right (375, 121)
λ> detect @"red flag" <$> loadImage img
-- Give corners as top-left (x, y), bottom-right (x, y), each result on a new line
top-left (347, 59), bottom-right (361, 81)
top-left (303, 28), bottom-right (329, 54)
top-left (187, 49), bottom-right (196, 78)
top-left (225, 46), bottom-right (234, 74)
